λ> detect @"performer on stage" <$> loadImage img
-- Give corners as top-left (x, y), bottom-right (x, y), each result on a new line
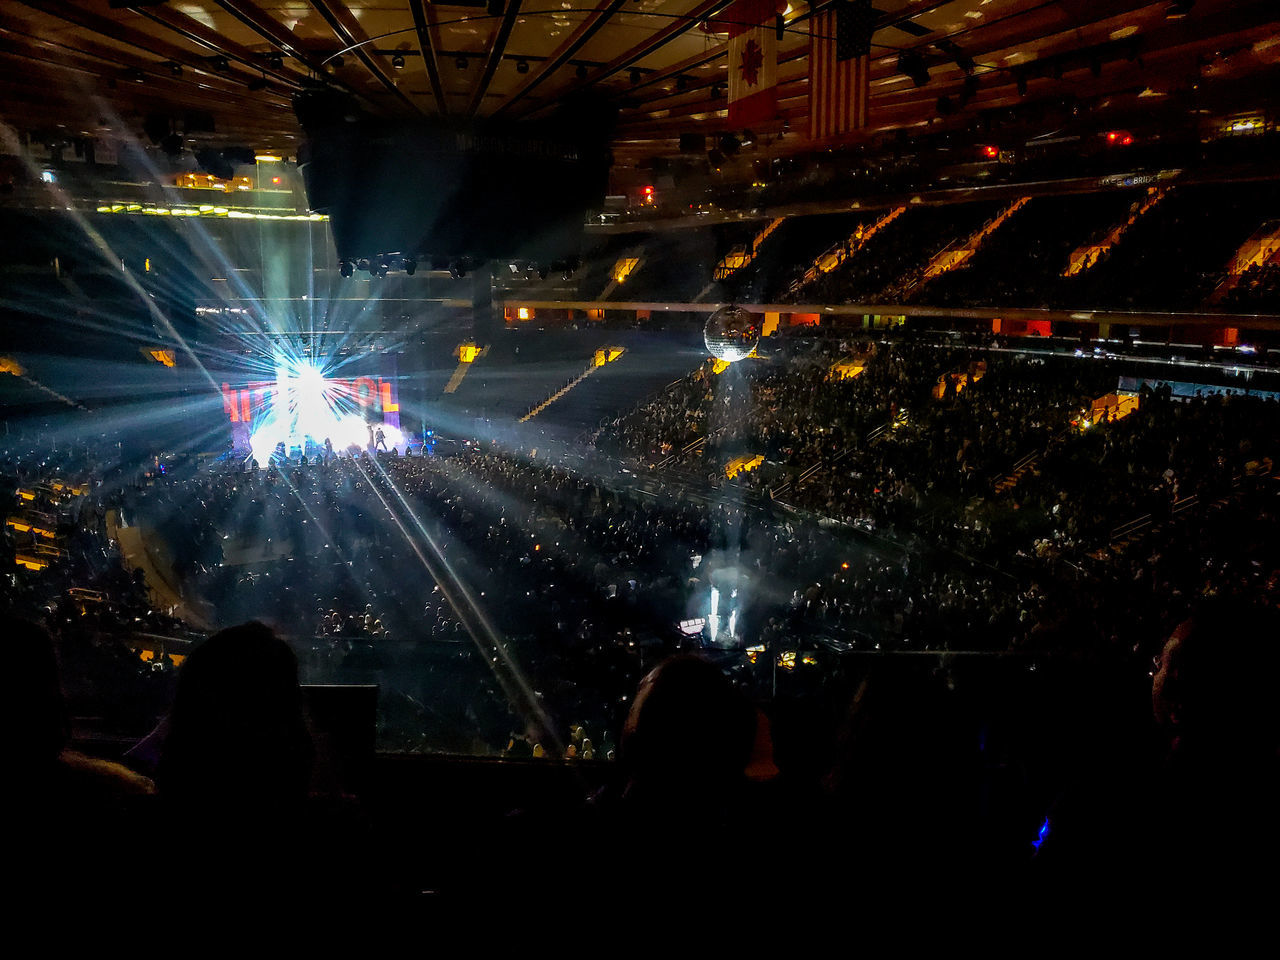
top-left (375, 427), bottom-right (388, 452)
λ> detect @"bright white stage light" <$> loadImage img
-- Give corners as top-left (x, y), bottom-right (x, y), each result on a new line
top-left (708, 586), bottom-right (720, 642)
top-left (247, 361), bottom-right (404, 463)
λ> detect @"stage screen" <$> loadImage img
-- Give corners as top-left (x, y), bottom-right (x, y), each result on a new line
top-left (220, 354), bottom-right (401, 461)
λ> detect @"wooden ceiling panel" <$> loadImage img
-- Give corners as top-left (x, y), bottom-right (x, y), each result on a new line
top-left (0, 0), bottom-right (1273, 166)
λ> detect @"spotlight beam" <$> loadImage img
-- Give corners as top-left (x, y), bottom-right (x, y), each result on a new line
top-left (355, 455), bottom-right (568, 758)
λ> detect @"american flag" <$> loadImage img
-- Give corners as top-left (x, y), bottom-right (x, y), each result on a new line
top-left (808, 1), bottom-right (874, 141)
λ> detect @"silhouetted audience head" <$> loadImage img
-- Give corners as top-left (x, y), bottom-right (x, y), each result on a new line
top-left (620, 654), bottom-right (755, 797)
top-left (5, 618), bottom-right (69, 769)
top-left (1152, 599), bottom-right (1280, 759)
top-left (157, 621), bottom-right (312, 810)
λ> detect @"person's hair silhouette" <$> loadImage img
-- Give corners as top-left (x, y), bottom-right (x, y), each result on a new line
top-left (157, 621), bottom-right (313, 812)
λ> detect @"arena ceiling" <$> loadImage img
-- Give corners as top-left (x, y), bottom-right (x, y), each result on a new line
top-left (0, 0), bottom-right (1277, 169)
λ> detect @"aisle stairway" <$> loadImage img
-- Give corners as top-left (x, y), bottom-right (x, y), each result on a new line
top-left (785, 206), bottom-right (906, 299)
top-left (596, 246), bottom-right (645, 301)
top-left (1063, 187), bottom-right (1167, 276)
top-left (1206, 219), bottom-right (1280, 304)
top-left (921, 197), bottom-right (1030, 281)
top-left (993, 450), bottom-right (1041, 494)
top-left (519, 347), bottom-right (625, 422)
top-left (712, 218), bottom-right (787, 282)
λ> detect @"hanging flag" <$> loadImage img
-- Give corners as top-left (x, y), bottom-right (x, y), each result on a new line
top-left (809, 0), bottom-right (875, 141)
top-left (724, 0), bottom-right (780, 126)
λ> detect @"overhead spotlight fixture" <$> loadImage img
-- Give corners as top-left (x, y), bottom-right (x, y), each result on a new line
top-left (1015, 70), bottom-right (1028, 96)
top-left (516, 58), bottom-right (529, 74)
top-left (630, 68), bottom-right (642, 85)
top-left (339, 260), bottom-right (353, 278)
top-left (676, 75), bottom-right (689, 92)
top-left (212, 55), bottom-right (231, 73)
top-left (456, 56), bottom-right (469, 71)
top-left (125, 67), bottom-right (146, 84)
top-left (449, 262), bottom-right (467, 280)
top-left (403, 257), bottom-right (416, 275)
top-left (247, 75), bottom-right (268, 92)
top-left (711, 83), bottom-right (723, 99)
top-left (167, 61), bottom-right (183, 78)
top-left (392, 53), bottom-right (406, 70)
top-left (268, 53), bottom-right (284, 70)
top-left (936, 95), bottom-right (955, 116)
top-left (576, 63), bottom-right (588, 80)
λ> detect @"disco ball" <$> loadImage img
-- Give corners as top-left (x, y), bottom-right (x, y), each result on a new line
top-left (704, 305), bottom-right (759, 362)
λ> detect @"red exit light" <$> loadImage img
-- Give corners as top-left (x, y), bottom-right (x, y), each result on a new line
top-left (1106, 130), bottom-right (1134, 146)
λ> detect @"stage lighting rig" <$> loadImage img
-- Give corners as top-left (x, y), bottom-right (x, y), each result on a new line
top-left (898, 51), bottom-right (930, 87)
top-left (339, 260), bottom-right (353, 278)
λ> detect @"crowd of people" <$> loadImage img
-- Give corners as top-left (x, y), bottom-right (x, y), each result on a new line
top-left (1226, 258), bottom-right (1280, 311)
top-left (5, 323), bottom-right (1278, 907)
top-left (594, 332), bottom-right (1279, 659)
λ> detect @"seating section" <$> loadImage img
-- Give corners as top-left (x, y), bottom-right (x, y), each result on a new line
top-left (921, 191), bottom-right (1140, 307)
top-left (622, 228), bottom-right (719, 301)
top-left (1055, 181), bottom-right (1280, 310)
top-left (568, 180), bottom-right (1280, 312)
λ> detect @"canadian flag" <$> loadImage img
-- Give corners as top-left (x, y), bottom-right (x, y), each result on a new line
top-left (724, 0), bottom-right (780, 126)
